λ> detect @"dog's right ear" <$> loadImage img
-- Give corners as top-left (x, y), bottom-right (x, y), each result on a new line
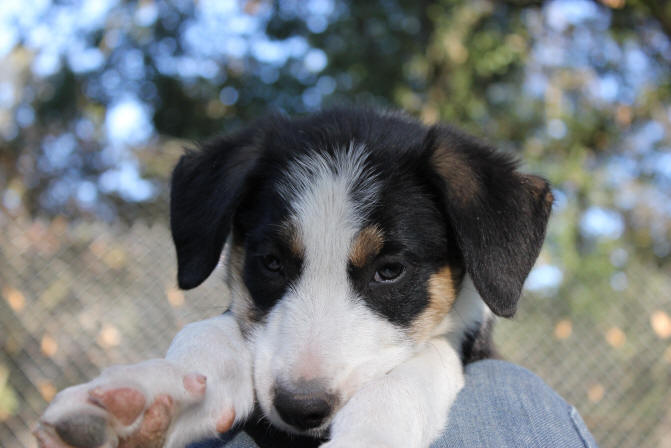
top-left (170, 129), bottom-right (261, 290)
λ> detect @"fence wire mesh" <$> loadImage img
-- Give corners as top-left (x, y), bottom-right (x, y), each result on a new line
top-left (0, 211), bottom-right (670, 448)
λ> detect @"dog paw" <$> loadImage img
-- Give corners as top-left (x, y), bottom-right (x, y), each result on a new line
top-left (34, 359), bottom-right (206, 448)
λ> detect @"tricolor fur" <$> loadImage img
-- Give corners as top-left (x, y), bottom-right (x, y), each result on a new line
top-left (36, 108), bottom-right (552, 448)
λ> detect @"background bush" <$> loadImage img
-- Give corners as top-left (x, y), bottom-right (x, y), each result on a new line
top-left (1, 1), bottom-right (670, 446)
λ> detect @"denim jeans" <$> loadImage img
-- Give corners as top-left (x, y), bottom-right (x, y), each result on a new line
top-left (189, 360), bottom-right (598, 448)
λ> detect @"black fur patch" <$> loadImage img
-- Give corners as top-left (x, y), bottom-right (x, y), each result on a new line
top-left (170, 107), bottom-right (551, 327)
top-left (461, 318), bottom-right (498, 364)
top-left (233, 178), bottom-right (304, 319)
top-left (422, 125), bottom-right (553, 317)
top-left (241, 407), bottom-right (324, 448)
top-left (347, 174), bottom-right (461, 326)
top-left (171, 126), bottom-right (261, 290)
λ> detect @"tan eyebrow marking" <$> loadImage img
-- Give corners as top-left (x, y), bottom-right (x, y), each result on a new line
top-left (349, 225), bottom-right (384, 267)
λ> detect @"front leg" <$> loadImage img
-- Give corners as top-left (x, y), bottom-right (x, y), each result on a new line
top-left (162, 312), bottom-right (255, 447)
top-left (323, 338), bottom-right (463, 448)
top-left (34, 313), bottom-right (254, 448)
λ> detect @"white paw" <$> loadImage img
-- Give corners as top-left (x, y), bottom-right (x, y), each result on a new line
top-left (34, 359), bottom-right (210, 448)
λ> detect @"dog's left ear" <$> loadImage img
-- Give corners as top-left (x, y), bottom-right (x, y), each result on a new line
top-left (170, 128), bottom-right (261, 290)
top-left (424, 125), bottom-right (553, 317)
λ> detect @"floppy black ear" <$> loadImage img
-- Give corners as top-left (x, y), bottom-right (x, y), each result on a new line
top-left (424, 125), bottom-right (553, 317)
top-left (170, 129), bottom-right (261, 290)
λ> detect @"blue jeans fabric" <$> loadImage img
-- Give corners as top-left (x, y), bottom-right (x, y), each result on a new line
top-left (189, 360), bottom-right (598, 448)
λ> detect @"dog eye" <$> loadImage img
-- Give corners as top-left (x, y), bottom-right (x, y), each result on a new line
top-left (262, 254), bottom-right (283, 273)
top-left (373, 263), bottom-right (405, 283)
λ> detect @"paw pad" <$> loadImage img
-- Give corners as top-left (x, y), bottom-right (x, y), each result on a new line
top-left (88, 386), bottom-right (146, 425)
top-left (54, 413), bottom-right (107, 448)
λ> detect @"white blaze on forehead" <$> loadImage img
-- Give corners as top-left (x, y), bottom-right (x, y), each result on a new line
top-left (279, 143), bottom-right (380, 277)
top-left (278, 142), bottom-right (379, 220)
top-left (252, 144), bottom-right (415, 433)
top-left (274, 143), bottom-right (381, 374)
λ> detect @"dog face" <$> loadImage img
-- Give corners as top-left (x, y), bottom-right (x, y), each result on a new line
top-left (170, 109), bottom-right (552, 436)
top-left (235, 143), bottom-right (463, 436)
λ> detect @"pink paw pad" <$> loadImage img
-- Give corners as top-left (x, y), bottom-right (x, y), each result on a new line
top-left (183, 372), bottom-right (207, 397)
top-left (88, 386), bottom-right (146, 426)
top-left (138, 395), bottom-right (174, 436)
top-left (117, 395), bottom-right (174, 448)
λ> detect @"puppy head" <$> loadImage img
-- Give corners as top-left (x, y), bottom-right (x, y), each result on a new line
top-left (170, 109), bottom-right (552, 436)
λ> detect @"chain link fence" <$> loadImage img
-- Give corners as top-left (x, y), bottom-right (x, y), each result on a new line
top-left (1, 210), bottom-right (670, 448)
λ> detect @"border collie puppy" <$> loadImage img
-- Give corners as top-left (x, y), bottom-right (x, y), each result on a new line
top-left (35, 108), bottom-right (552, 448)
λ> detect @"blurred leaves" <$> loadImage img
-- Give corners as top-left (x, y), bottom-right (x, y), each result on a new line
top-left (1, 0), bottom-right (670, 270)
top-left (0, 365), bottom-right (18, 421)
top-left (651, 310), bottom-right (671, 339)
top-left (0, 0), bottom-right (668, 346)
top-left (0, 0), bottom-right (670, 446)
top-left (2, 287), bottom-right (26, 312)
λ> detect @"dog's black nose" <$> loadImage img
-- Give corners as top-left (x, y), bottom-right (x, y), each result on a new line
top-left (273, 381), bottom-right (336, 430)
